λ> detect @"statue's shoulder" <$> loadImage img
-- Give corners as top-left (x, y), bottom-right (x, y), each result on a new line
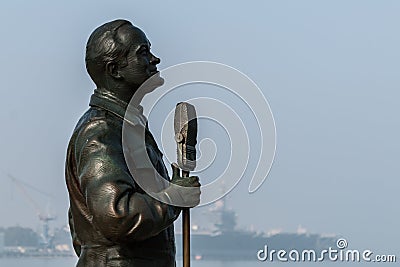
top-left (71, 107), bottom-right (123, 147)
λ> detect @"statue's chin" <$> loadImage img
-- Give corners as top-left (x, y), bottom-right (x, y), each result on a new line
top-left (150, 71), bottom-right (164, 85)
top-left (148, 72), bottom-right (165, 88)
top-left (137, 73), bottom-right (165, 95)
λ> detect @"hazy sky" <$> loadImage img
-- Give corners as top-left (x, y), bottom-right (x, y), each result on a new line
top-left (0, 0), bottom-right (399, 253)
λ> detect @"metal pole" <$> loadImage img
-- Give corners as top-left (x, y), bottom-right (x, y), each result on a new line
top-left (182, 170), bottom-right (190, 267)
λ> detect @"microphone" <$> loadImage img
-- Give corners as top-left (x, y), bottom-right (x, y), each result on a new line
top-left (174, 102), bottom-right (198, 267)
top-left (174, 102), bottom-right (198, 174)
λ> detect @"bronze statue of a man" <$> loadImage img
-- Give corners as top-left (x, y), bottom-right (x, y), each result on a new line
top-left (65, 19), bottom-right (200, 267)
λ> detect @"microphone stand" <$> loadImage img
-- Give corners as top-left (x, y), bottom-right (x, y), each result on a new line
top-left (182, 170), bottom-right (190, 267)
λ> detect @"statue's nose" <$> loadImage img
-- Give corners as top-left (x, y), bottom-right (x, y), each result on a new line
top-left (150, 53), bottom-right (160, 65)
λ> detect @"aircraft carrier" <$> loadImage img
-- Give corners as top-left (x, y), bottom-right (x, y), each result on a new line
top-left (175, 200), bottom-right (337, 261)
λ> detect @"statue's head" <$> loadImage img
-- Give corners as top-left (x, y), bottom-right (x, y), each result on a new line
top-left (85, 19), bottom-right (161, 92)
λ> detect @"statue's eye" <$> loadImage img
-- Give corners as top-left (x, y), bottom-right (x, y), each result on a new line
top-left (140, 48), bottom-right (149, 55)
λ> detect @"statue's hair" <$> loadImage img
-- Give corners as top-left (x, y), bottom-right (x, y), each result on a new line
top-left (85, 19), bottom-right (133, 87)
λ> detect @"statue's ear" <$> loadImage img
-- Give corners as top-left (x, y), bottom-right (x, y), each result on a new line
top-left (106, 62), bottom-right (122, 79)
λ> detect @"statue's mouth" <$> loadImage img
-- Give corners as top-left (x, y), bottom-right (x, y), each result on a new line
top-left (149, 68), bottom-right (158, 76)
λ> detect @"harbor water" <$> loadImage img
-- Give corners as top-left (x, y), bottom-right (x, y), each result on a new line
top-left (0, 258), bottom-right (391, 267)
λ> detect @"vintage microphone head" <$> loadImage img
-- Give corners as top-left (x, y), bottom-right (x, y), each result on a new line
top-left (174, 102), bottom-right (198, 172)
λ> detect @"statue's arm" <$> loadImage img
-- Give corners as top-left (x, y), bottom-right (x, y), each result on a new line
top-left (75, 119), bottom-right (180, 243)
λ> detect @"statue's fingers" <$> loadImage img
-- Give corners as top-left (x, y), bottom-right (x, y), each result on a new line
top-left (171, 163), bottom-right (181, 178)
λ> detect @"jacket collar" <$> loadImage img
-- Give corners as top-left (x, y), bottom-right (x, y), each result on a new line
top-left (89, 88), bottom-right (147, 127)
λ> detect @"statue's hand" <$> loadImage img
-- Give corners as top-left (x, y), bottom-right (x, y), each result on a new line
top-left (171, 163), bottom-right (201, 188)
top-left (160, 163), bottom-right (200, 208)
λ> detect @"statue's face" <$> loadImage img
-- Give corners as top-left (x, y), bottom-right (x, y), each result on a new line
top-left (118, 25), bottom-right (161, 87)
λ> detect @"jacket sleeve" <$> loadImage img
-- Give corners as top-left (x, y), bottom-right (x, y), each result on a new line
top-left (68, 208), bottom-right (81, 256)
top-left (74, 118), bottom-right (180, 243)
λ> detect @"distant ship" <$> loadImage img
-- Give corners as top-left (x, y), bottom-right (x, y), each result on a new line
top-left (0, 196), bottom-right (337, 260)
top-left (175, 199), bottom-right (337, 261)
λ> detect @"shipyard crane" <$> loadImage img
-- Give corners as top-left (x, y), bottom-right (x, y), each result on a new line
top-left (8, 174), bottom-right (56, 248)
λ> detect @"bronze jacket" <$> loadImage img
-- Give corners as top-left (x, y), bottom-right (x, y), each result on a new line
top-left (65, 89), bottom-right (180, 267)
